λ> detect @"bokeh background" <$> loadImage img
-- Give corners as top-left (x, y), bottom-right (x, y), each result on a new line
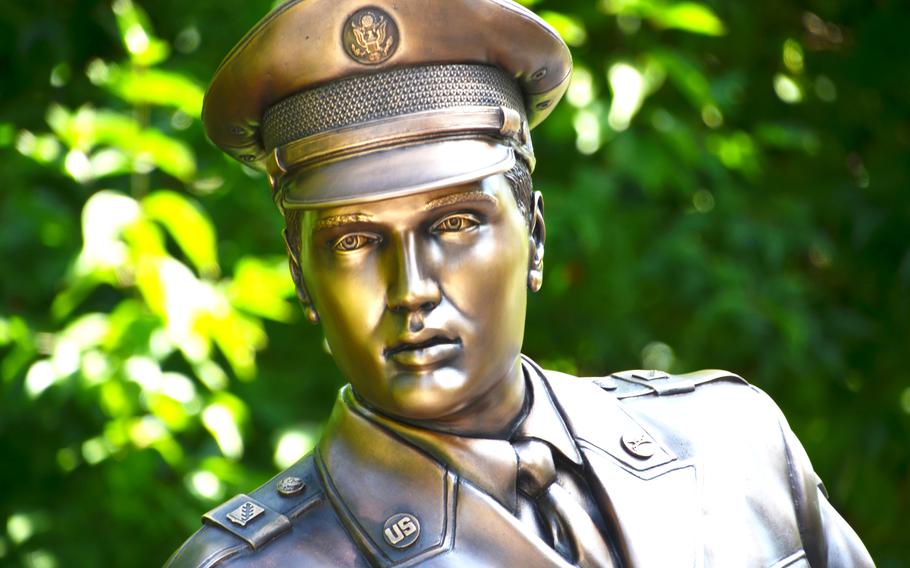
top-left (1, 0), bottom-right (908, 565)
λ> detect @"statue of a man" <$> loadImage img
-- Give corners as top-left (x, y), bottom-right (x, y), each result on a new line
top-left (166, 0), bottom-right (873, 566)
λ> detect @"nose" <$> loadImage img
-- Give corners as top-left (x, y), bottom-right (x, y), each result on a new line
top-left (386, 232), bottom-right (441, 313)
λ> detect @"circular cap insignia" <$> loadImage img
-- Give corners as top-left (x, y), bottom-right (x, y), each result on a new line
top-left (382, 512), bottom-right (420, 549)
top-left (343, 7), bottom-right (399, 65)
top-left (621, 431), bottom-right (657, 460)
top-left (276, 476), bottom-right (306, 497)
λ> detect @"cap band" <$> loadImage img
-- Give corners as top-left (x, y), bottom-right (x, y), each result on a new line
top-left (270, 105), bottom-right (531, 174)
top-left (260, 63), bottom-right (535, 186)
top-left (262, 63), bottom-right (526, 149)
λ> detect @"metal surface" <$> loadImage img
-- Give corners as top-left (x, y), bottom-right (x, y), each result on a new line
top-left (168, 0), bottom-right (874, 565)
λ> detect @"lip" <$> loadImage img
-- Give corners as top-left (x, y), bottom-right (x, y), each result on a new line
top-left (384, 332), bottom-right (462, 368)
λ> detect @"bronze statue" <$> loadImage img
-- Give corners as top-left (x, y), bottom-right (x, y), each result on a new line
top-left (166, 0), bottom-right (874, 566)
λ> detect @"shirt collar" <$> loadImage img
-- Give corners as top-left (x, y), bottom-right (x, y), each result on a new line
top-left (346, 357), bottom-right (582, 513)
top-left (515, 357), bottom-right (584, 466)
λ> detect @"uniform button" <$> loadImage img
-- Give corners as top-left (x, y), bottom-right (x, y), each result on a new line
top-left (621, 431), bottom-right (657, 460)
top-left (276, 476), bottom-right (306, 497)
top-left (594, 377), bottom-right (618, 391)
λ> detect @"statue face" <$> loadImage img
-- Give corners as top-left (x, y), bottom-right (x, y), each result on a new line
top-left (297, 174), bottom-right (532, 423)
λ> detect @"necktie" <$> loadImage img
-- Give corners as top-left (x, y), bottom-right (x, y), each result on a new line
top-left (514, 439), bottom-right (615, 568)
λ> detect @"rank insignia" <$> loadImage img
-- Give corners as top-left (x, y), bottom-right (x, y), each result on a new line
top-left (226, 500), bottom-right (265, 527)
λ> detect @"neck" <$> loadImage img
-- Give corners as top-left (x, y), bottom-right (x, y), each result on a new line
top-left (406, 358), bottom-right (528, 438)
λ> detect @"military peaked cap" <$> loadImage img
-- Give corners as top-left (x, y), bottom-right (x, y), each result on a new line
top-left (202, 0), bottom-right (572, 206)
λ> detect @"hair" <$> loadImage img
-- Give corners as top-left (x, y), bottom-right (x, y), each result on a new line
top-left (283, 157), bottom-right (533, 260)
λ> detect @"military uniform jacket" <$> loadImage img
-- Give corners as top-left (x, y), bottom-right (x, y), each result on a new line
top-left (165, 360), bottom-right (873, 567)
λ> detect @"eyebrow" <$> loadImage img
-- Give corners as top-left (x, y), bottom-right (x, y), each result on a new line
top-left (314, 213), bottom-right (372, 231)
top-left (424, 191), bottom-right (498, 211)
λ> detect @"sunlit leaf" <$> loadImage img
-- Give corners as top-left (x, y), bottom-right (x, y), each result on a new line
top-left (227, 257), bottom-right (295, 322)
top-left (600, 0), bottom-right (726, 36)
top-left (145, 393), bottom-right (192, 432)
top-left (89, 148), bottom-right (132, 179)
top-left (273, 425), bottom-right (321, 469)
top-left (540, 11), bottom-right (588, 47)
top-left (141, 130), bottom-right (196, 181)
top-left (653, 3), bottom-right (726, 36)
top-left (24, 360), bottom-right (62, 398)
top-left (134, 256), bottom-right (216, 362)
top-left (209, 310), bottom-right (267, 380)
top-left (60, 313), bottom-right (111, 351)
top-left (112, 0), bottom-right (170, 66)
top-left (76, 190), bottom-right (141, 274)
top-left (44, 105), bottom-right (196, 180)
top-left (202, 393), bottom-right (249, 460)
top-left (15, 130), bottom-right (61, 164)
top-left (94, 66), bottom-right (204, 117)
top-left (706, 130), bottom-right (761, 175)
top-left (142, 191), bottom-right (220, 277)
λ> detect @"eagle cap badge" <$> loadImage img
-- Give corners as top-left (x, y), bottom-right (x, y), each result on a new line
top-left (343, 7), bottom-right (399, 65)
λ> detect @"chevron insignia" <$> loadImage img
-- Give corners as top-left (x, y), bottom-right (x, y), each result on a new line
top-left (226, 501), bottom-right (265, 527)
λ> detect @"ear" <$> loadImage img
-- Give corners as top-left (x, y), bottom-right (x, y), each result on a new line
top-left (527, 191), bottom-right (546, 292)
top-left (282, 228), bottom-right (320, 324)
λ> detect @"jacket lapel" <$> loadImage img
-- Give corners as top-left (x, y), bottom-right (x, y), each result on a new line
top-left (543, 369), bottom-right (701, 568)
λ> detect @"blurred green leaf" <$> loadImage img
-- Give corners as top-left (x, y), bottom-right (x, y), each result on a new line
top-left (540, 11), bottom-right (588, 47)
top-left (227, 258), bottom-right (296, 322)
top-left (15, 130), bottom-right (62, 164)
top-left (0, 122), bottom-right (14, 146)
top-left (45, 105), bottom-right (196, 181)
top-left (647, 50), bottom-right (713, 109)
top-left (142, 191), bottom-right (220, 278)
top-left (112, 0), bottom-right (170, 66)
top-left (92, 66), bottom-right (204, 117)
top-left (653, 3), bottom-right (726, 36)
top-left (601, 0), bottom-right (725, 36)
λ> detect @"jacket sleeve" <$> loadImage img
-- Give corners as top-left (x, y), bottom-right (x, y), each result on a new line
top-left (163, 524), bottom-right (248, 568)
top-left (770, 392), bottom-right (875, 568)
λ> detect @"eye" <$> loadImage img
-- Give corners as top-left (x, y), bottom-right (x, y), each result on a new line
top-left (332, 232), bottom-right (379, 252)
top-left (432, 214), bottom-right (480, 234)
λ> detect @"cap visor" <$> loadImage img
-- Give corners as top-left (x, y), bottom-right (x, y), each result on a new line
top-left (281, 138), bottom-right (516, 208)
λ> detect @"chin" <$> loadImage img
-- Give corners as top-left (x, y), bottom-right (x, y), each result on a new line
top-left (384, 367), bottom-right (473, 421)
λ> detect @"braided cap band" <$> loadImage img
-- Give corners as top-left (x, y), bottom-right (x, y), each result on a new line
top-left (261, 64), bottom-right (527, 151)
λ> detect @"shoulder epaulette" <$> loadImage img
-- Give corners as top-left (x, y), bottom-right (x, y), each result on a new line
top-left (166, 455), bottom-right (326, 567)
top-left (594, 369), bottom-right (747, 400)
top-left (203, 455), bottom-right (320, 550)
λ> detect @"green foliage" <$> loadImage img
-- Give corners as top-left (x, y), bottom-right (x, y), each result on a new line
top-left (1, 0), bottom-right (908, 566)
